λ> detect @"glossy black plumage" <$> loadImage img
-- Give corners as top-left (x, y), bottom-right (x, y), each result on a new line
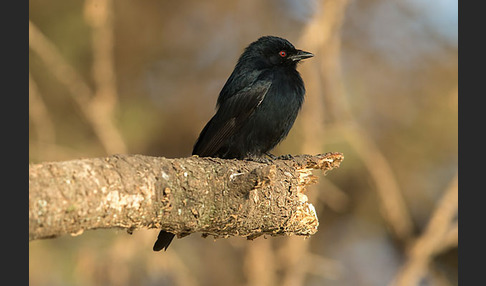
top-left (153, 36), bottom-right (313, 252)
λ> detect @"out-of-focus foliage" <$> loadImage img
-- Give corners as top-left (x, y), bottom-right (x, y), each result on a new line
top-left (29, 0), bottom-right (457, 285)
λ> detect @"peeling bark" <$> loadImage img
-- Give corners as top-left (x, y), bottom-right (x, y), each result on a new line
top-left (29, 153), bottom-right (343, 241)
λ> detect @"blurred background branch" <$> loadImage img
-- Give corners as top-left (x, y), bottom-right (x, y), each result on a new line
top-left (29, 72), bottom-right (56, 158)
top-left (29, 0), bottom-right (457, 285)
top-left (29, 0), bottom-right (126, 156)
top-left (274, 2), bottom-right (351, 286)
top-left (391, 173), bottom-right (458, 286)
top-left (300, 0), bottom-right (414, 244)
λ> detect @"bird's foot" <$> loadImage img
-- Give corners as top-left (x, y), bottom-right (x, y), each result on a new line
top-left (275, 154), bottom-right (295, 160)
top-left (265, 152), bottom-right (278, 160)
top-left (246, 155), bottom-right (274, 164)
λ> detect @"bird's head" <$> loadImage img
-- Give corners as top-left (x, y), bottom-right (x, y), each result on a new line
top-left (242, 36), bottom-right (314, 69)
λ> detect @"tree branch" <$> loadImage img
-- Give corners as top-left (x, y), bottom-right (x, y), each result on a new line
top-left (29, 153), bottom-right (343, 241)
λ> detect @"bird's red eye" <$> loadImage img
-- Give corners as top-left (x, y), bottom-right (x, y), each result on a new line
top-left (279, 51), bottom-right (287, 57)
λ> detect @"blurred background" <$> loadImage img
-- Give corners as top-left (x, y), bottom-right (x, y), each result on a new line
top-left (29, 0), bottom-right (458, 285)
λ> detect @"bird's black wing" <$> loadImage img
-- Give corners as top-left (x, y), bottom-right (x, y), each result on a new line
top-left (193, 76), bottom-right (272, 157)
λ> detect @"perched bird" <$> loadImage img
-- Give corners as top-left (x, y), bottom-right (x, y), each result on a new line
top-left (153, 35), bottom-right (313, 252)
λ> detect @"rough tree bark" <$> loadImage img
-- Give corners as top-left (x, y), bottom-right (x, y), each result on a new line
top-left (29, 153), bottom-right (343, 242)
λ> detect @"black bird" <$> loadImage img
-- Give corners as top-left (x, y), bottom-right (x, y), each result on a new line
top-left (153, 36), bottom-right (313, 252)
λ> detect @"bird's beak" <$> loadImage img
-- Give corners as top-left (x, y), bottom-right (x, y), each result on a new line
top-left (290, 50), bottom-right (314, 61)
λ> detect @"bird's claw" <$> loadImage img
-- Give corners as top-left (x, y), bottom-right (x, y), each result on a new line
top-left (276, 154), bottom-right (295, 160)
top-left (265, 153), bottom-right (278, 160)
top-left (245, 155), bottom-right (274, 164)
